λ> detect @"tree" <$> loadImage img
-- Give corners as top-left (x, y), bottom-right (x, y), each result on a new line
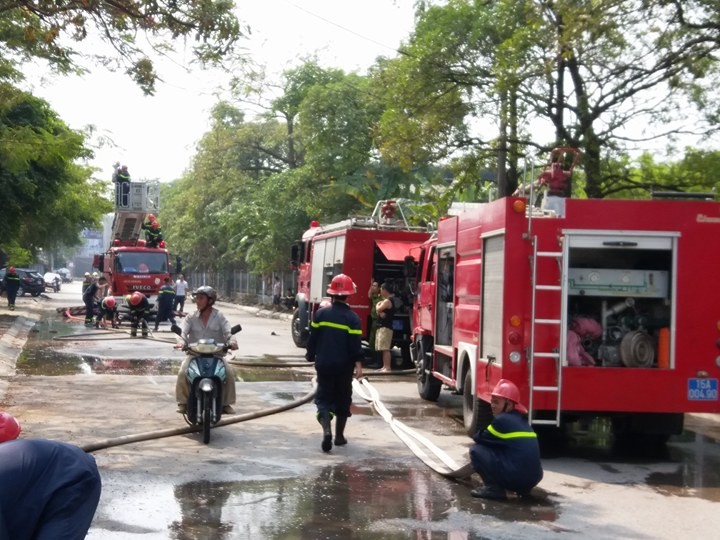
top-left (0, 82), bottom-right (112, 261)
top-left (376, 0), bottom-right (720, 198)
top-left (0, 0), bottom-right (244, 94)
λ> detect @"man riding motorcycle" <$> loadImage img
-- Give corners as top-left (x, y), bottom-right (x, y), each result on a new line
top-left (174, 286), bottom-right (238, 414)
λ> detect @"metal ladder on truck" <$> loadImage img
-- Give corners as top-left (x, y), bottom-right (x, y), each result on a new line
top-left (527, 236), bottom-right (565, 427)
top-left (111, 181), bottom-right (160, 245)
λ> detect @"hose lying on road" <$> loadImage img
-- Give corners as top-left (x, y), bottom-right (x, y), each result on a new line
top-left (352, 378), bottom-right (474, 480)
top-left (80, 379), bottom-right (317, 453)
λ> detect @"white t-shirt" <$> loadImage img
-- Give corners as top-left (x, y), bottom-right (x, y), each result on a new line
top-left (175, 279), bottom-right (188, 296)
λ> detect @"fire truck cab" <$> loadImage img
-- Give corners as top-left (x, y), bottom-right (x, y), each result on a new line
top-left (291, 200), bottom-right (431, 367)
top-left (413, 193), bottom-right (720, 439)
top-left (93, 180), bottom-right (170, 303)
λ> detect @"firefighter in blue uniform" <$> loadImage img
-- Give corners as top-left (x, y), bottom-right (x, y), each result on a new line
top-left (82, 276), bottom-right (106, 326)
top-left (154, 277), bottom-right (176, 331)
top-left (469, 379), bottom-right (543, 500)
top-left (0, 412), bottom-right (102, 540)
top-left (96, 296), bottom-right (119, 329)
top-left (2, 266), bottom-right (21, 311)
top-left (141, 219), bottom-right (163, 248)
top-left (127, 291), bottom-right (151, 337)
top-left (305, 274), bottom-right (364, 453)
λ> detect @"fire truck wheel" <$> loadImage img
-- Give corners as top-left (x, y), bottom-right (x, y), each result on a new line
top-left (462, 370), bottom-right (492, 436)
top-left (415, 337), bottom-right (440, 401)
top-left (291, 310), bottom-right (308, 348)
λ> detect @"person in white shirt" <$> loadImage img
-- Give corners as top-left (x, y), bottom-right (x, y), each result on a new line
top-left (174, 273), bottom-right (190, 313)
top-left (174, 286), bottom-right (238, 414)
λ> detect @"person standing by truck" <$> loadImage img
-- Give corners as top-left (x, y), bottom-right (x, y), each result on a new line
top-left (305, 274), bottom-right (364, 453)
top-left (155, 277), bottom-right (177, 331)
top-left (374, 282), bottom-right (397, 372)
top-left (174, 274), bottom-right (190, 313)
top-left (367, 280), bottom-right (383, 364)
top-left (82, 276), bottom-right (107, 327)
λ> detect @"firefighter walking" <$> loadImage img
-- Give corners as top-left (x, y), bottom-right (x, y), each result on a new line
top-left (305, 274), bottom-right (364, 453)
top-left (2, 266), bottom-right (20, 311)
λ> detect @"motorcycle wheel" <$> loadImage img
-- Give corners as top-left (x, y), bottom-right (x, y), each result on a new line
top-left (202, 393), bottom-right (212, 444)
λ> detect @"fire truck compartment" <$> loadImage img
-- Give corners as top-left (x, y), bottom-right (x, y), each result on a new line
top-left (374, 240), bottom-right (423, 262)
top-left (563, 233), bottom-right (676, 370)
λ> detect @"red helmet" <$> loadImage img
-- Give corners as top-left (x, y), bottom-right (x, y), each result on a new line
top-left (8, 266), bottom-right (15, 273)
top-left (326, 274), bottom-right (356, 296)
top-left (0, 412), bottom-right (21, 443)
top-left (491, 379), bottom-right (527, 413)
top-left (151, 221), bottom-right (160, 228)
top-left (129, 291), bottom-right (145, 306)
top-left (147, 214), bottom-right (156, 221)
top-left (103, 297), bottom-right (117, 309)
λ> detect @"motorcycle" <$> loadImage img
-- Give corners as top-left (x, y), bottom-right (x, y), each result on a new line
top-left (171, 323), bottom-right (242, 444)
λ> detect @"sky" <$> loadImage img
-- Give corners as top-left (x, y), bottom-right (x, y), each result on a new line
top-left (22, 1), bottom-right (418, 185)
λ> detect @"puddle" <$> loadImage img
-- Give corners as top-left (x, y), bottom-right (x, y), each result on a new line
top-left (645, 430), bottom-right (720, 502)
top-left (92, 463), bottom-right (560, 539)
top-left (236, 367), bottom-right (314, 383)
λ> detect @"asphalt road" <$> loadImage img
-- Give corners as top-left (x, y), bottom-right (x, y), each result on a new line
top-left (1, 282), bottom-right (719, 539)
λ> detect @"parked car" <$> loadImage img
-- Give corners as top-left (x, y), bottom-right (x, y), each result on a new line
top-left (55, 268), bottom-right (73, 283)
top-left (0, 267), bottom-right (45, 297)
top-left (44, 272), bottom-right (62, 292)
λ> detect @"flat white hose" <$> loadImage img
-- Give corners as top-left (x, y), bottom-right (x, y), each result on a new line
top-left (353, 378), bottom-right (474, 479)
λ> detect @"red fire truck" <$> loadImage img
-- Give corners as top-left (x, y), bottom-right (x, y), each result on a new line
top-left (93, 180), bottom-right (170, 301)
top-left (412, 158), bottom-right (720, 439)
top-left (291, 200), bottom-right (431, 367)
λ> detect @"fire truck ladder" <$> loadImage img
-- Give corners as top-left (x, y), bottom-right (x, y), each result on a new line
top-left (528, 238), bottom-right (563, 427)
top-left (110, 181), bottom-right (160, 244)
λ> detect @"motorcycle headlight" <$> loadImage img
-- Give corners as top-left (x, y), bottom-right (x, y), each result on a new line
top-left (199, 378), bottom-right (214, 392)
top-left (191, 340), bottom-right (222, 354)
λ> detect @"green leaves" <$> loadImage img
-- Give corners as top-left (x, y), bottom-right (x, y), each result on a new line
top-left (0, 0), bottom-right (244, 93)
top-left (0, 83), bottom-right (111, 257)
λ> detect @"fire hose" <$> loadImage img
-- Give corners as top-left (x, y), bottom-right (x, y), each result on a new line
top-left (353, 378), bottom-right (474, 480)
top-left (80, 379), bottom-right (317, 453)
top-left (53, 324), bottom-right (470, 476)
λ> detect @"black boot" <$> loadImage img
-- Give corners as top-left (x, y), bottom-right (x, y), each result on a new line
top-left (317, 412), bottom-right (332, 452)
top-left (334, 416), bottom-right (348, 446)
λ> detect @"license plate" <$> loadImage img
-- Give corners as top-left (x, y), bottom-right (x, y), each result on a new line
top-left (688, 378), bottom-right (718, 401)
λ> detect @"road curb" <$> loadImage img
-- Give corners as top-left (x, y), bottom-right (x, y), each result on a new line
top-left (0, 316), bottom-right (36, 377)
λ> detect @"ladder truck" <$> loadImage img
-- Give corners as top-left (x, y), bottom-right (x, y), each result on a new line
top-left (93, 180), bottom-right (170, 303)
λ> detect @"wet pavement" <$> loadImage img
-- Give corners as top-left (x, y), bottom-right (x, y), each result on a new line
top-left (2, 285), bottom-right (720, 538)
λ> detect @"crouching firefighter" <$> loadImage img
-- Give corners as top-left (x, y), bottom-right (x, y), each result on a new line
top-left (305, 274), bottom-right (364, 453)
top-left (468, 379), bottom-right (543, 500)
top-left (126, 291), bottom-right (151, 337)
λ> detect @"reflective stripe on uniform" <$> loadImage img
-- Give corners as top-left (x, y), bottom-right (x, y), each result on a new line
top-left (487, 425), bottom-right (537, 439)
top-left (311, 321), bottom-right (362, 334)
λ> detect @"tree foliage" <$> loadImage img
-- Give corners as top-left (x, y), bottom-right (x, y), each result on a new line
top-left (0, 82), bottom-right (112, 263)
top-left (375, 0), bottom-right (720, 198)
top-left (0, 0), bottom-right (244, 93)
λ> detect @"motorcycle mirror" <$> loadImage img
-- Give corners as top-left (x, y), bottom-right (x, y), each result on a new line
top-left (170, 324), bottom-right (182, 336)
top-left (231, 324), bottom-right (242, 334)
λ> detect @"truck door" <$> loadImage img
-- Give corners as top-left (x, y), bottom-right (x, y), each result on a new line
top-left (481, 235), bottom-right (505, 371)
top-left (435, 248), bottom-right (455, 346)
